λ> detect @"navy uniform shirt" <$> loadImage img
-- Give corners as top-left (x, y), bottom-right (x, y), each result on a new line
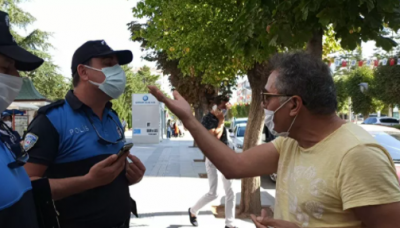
top-left (202, 112), bottom-right (228, 145)
top-left (25, 90), bottom-right (130, 228)
top-left (0, 134), bottom-right (38, 228)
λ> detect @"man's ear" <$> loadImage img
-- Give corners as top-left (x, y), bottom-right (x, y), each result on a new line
top-left (290, 96), bottom-right (303, 117)
top-left (76, 64), bottom-right (89, 81)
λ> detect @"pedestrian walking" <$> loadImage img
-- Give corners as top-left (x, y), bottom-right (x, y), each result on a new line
top-left (23, 40), bottom-right (146, 228)
top-left (188, 95), bottom-right (237, 228)
top-left (0, 10), bottom-right (45, 228)
top-left (167, 119), bottom-right (172, 138)
top-left (149, 51), bottom-right (400, 227)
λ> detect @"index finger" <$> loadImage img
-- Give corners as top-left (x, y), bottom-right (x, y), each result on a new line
top-left (148, 85), bottom-right (167, 103)
top-left (128, 154), bottom-right (146, 171)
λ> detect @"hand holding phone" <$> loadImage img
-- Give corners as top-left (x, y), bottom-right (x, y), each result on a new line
top-left (117, 143), bottom-right (134, 158)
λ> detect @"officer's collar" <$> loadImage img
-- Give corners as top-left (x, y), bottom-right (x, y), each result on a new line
top-left (66, 90), bottom-right (113, 111)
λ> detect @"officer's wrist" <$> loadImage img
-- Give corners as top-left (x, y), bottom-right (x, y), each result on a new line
top-left (83, 174), bottom-right (99, 189)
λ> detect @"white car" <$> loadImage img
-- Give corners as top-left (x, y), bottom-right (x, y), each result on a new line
top-left (362, 117), bottom-right (399, 127)
top-left (229, 118), bottom-right (248, 134)
top-left (228, 123), bottom-right (247, 153)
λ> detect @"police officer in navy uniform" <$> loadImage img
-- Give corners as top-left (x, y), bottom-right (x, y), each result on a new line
top-left (24, 40), bottom-right (146, 228)
top-left (0, 112), bottom-right (22, 145)
top-left (0, 10), bottom-right (44, 228)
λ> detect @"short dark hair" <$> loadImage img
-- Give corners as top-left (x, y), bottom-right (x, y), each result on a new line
top-left (214, 95), bottom-right (230, 105)
top-left (72, 59), bottom-right (92, 87)
top-left (268, 52), bottom-right (337, 115)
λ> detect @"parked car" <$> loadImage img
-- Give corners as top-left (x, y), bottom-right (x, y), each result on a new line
top-left (228, 123), bottom-right (247, 153)
top-left (362, 117), bottom-right (399, 126)
top-left (269, 125), bottom-right (400, 183)
top-left (229, 118), bottom-right (248, 133)
top-left (361, 125), bottom-right (400, 182)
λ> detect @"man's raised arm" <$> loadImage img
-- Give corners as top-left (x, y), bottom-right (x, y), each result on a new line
top-left (149, 86), bottom-right (280, 179)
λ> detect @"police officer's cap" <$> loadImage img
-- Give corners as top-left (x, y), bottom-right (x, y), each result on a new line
top-left (0, 11), bottom-right (44, 71)
top-left (71, 40), bottom-right (133, 75)
top-left (1, 111), bottom-right (11, 118)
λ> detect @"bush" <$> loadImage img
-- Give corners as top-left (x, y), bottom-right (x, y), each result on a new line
top-left (228, 103), bottom-right (250, 118)
top-left (392, 125), bottom-right (400, 130)
top-left (224, 121), bottom-right (231, 128)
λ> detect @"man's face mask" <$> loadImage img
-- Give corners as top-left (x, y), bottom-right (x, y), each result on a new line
top-left (85, 65), bottom-right (127, 99)
top-left (264, 97), bottom-right (298, 138)
top-left (0, 73), bottom-right (23, 113)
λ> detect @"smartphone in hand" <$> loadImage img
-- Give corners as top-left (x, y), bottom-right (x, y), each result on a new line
top-left (117, 143), bottom-right (134, 158)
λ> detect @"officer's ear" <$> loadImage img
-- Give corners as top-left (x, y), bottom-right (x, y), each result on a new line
top-left (76, 64), bottom-right (89, 82)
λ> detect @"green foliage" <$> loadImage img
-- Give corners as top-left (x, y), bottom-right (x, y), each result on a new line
top-left (228, 104), bottom-right (250, 118)
top-left (346, 67), bottom-right (381, 116)
top-left (224, 121), bottom-right (231, 128)
top-left (373, 65), bottom-right (400, 106)
top-left (1, 0), bottom-right (69, 100)
top-left (131, 0), bottom-right (270, 84)
top-left (334, 75), bottom-right (349, 114)
top-left (262, 0), bottom-right (400, 52)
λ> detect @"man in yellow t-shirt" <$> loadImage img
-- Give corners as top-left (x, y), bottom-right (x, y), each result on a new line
top-left (148, 52), bottom-right (400, 227)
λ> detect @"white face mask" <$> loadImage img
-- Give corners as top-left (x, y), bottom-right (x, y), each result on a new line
top-left (0, 73), bottom-right (23, 113)
top-left (4, 121), bottom-right (12, 129)
top-left (264, 98), bottom-right (298, 138)
top-left (85, 65), bottom-right (127, 99)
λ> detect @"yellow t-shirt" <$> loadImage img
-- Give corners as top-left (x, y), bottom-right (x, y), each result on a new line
top-left (272, 123), bottom-right (400, 227)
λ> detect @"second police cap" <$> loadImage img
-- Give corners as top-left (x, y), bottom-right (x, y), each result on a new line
top-left (0, 11), bottom-right (44, 71)
top-left (71, 40), bottom-right (133, 75)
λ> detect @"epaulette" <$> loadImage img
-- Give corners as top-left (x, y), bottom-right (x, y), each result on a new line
top-left (38, 99), bottom-right (65, 115)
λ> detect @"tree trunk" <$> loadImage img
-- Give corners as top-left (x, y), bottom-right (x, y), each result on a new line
top-left (306, 29), bottom-right (323, 59)
top-left (389, 104), bottom-right (393, 117)
top-left (193, 105), bottom-right (205, 148)
top-left (238, 62), bottom-right (269, 217)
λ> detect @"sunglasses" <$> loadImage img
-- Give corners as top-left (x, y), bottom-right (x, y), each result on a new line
top-left (84, 111), bottom-right (125, 145)
top-left (7, 143), bottom-right (29, 169)
top-left (0, 121), bottom-right (29, 169)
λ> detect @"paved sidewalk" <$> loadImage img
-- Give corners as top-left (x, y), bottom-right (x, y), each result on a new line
top-left (125, 132), bottom-right (276, 228)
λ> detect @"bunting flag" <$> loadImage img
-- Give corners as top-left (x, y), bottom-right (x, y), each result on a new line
top-left (332, 57), bottom-right (400, 68)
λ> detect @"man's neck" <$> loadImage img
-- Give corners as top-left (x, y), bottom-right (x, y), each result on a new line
top-left (291, 114), bottom-right (346, 149)
top-left (74, 87), bottom-right (109, 119)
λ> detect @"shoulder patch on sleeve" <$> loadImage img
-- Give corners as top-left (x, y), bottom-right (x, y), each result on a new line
top-left (24, 133), bottom-right (39, 152)
top-left (38, 99), bottom-right (65, 115)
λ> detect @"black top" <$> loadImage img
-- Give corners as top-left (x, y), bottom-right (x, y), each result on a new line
top-left (25, 91), bottom-right (130, 228)
top-left (202, 113), bottom-right (228, 145)
top-left (0, 190), bottom-right (39, 228)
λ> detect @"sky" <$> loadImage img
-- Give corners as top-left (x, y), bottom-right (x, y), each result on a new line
top-left (20, 0), bottom-right (377, 92)
top-left (20, 0), bottom-right (155, 78)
